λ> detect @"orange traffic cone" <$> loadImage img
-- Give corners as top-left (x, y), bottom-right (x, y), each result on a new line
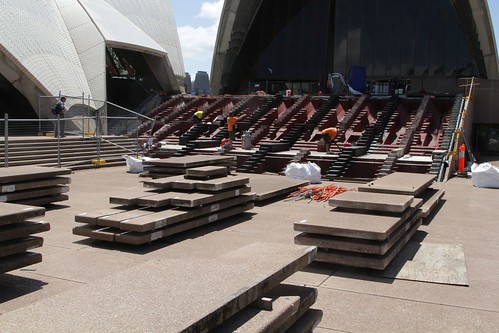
top-left (458, 143), bottom-right (465, 173)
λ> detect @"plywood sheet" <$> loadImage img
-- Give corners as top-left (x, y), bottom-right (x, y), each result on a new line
top-left (374, 242), bottom-right (468, 285)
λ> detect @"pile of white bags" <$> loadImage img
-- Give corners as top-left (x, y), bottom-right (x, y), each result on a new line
top-left (471, 163), bottom-right (499, 188)
top-left (123, 155), bottom-right (158, 174)
top-left (284, 162), bottom-right (322, 184)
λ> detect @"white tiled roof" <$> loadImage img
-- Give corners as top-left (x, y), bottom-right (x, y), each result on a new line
top-left (0, 0), bottom-right (184, 112)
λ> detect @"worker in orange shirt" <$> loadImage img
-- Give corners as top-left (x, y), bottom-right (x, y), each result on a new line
top-left (227, 111), bottom-right (238, 141)
top-left (322, 127), bottom-right (340, 153)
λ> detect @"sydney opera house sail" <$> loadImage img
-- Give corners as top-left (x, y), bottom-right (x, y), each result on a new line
top-left (0, 0), bottom-right (184, 118)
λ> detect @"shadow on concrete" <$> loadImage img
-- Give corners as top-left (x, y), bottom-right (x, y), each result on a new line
top-left (0, 273), bottom-right (48, 302)
top-left (421, 199), bottom-right (446, 226)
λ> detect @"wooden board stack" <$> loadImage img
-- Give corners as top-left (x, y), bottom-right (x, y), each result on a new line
top-left (73, 166), bottom-right (255, 245)
top-left (294, 172), bottom-right (445, 270)
top-left (0, 165), bottom-right (72, 206)
top-left (140, 155), bottom-right (237, 178)
top-left (0, 202), bottom-right (49, 273)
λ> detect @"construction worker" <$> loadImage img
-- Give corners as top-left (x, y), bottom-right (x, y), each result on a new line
top-left (227, 111), bottom-right (238, 141)
top-left (322, 127), bottom-right (340, 153)
top-left (192, 110), bottom-right (204, 125)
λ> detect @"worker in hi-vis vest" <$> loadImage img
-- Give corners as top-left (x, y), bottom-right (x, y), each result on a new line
top-left (322, 127), bottom-right (340, 153)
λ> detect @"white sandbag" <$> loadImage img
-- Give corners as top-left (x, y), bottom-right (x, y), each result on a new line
top-left (123, 155), bottom-right (158, 174)
top-left (471, 162), bottom-right (499, 188)
top-left (284, 162), bottom-right (322, 184)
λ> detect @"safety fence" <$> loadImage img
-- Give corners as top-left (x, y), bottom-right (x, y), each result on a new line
top-left (1, 97), bottom-right (154, 168)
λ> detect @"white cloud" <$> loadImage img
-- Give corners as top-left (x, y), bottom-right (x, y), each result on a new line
top-left (198, 0), bottom-right (224, 20)
top-left (177, 0), bottom-right (223, 75)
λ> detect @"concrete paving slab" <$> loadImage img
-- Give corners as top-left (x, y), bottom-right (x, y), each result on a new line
top-left (0, 176), bottom-right (71, 193)
top-left (418, 187), bottom-right (445, 218)
top-left (185, 165), bottom-right (228, 179)
top-left (0, 252), bottom-right (42, 274)
top-left (286, 308), bottom-right (323, 333)
top-left (142, 174), bottom-right (197, 190)
top-left (0, 220), bottom-right (50, 242)
top-left (133, 191), bottom-right (182, 207)
top-left (0, 236), bottom-right (43, 258)
top-left (0, 166), bottom-right (72, 184)
top-left (96, 208), bottom-right (157, 228)
top-left (313, 287), bottom-right (499, 333)
top-left (0, 185), bottom-right (69, 203)
top-left (168, 186), bottom-right (251, 207)
top-left (194, 175), bottom-right (250, 191)
top-left (294, 198), bottom-right (423, 241)
top-left (314, 217), bottom-right (422, 270)
top-left (108, 187), bottom-right (159, 206)
top-left (0, 243), bottom-right (316, 332)
top-left (216, 283), bottom-right (318, 332)
top-left (143, 155), bottom-right (236, 168)
top-left (16, 194), bottom-right (69, 206)
top-left (295, 209), bottom-right (422, 255)
top-left (115, 203), bottom-right (254, 245)
top-left (115, 194), bottom-right (255, 233)
top-left (240, 173), bottom-right (309, 202)
top-left (358, 172), bottom-right (436, 196)
top-left (328, 191), bottom-right (414, 213)
top-left (74, 207), bottom-right (129, 224)
top-left (0, 203), bottom-right (45, 225)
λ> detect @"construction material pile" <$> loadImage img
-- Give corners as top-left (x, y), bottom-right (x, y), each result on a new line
top-left (140, 155), bottom-right (236, 178)
top-left (0, 165), bottom-right (71, 206)
top-left (73, 163), bottom-right (253, 245)
top-left (294, 172), bottom-right (445, 270)
top-left (0, 202), bottom-right (49, 273)
top-left (286, 184), bottom-right (353, 202)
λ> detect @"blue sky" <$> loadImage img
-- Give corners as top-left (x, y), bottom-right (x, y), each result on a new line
top-left (171, 0), bottom-right (499, 78)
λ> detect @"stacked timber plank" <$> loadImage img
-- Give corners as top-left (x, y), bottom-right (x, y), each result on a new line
top-left (140, 155), bottom-right (237, 178)
top-left (294, 172), bottom-right (444, 270)
top-left (0, 165), bottom-right (72, 206)
top-left (0, 243), bottom-right (321, 332)
top-left (0, 202), bottom-right (49, 273)
top-left (73, 168), bottom-right (254, 245)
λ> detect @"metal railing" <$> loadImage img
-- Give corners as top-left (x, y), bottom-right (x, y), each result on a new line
top-left (1, 96), bottom-right (155, 168)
